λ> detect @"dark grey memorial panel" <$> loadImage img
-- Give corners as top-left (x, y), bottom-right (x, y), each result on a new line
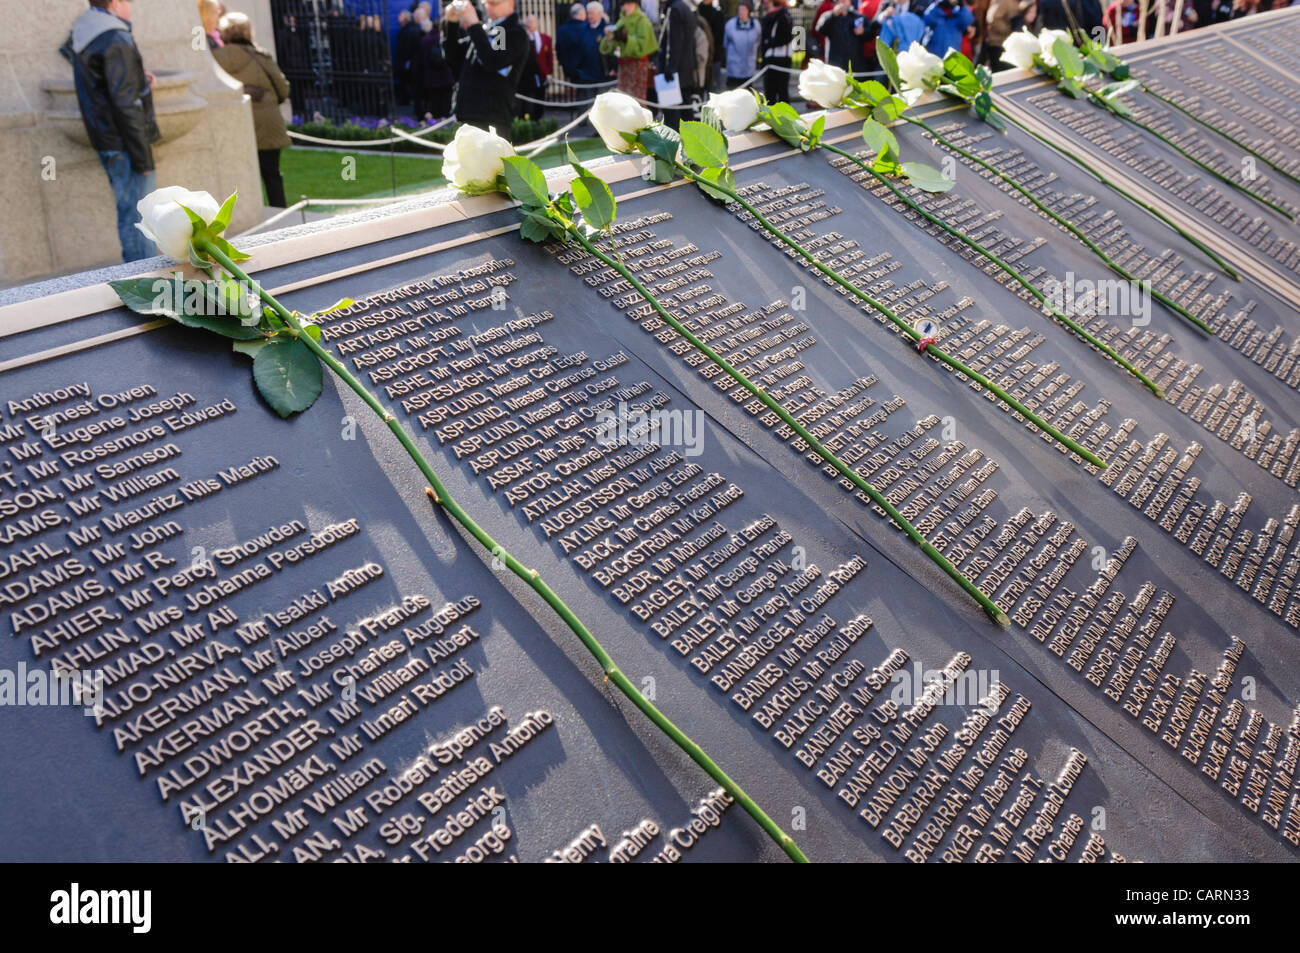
top-left (3, 18), bottom-right (1300, 863)
top-left (6, 284), bottom-right (1251, 862)
top-left (998, 11), bottom-right (1300, 288)
top-left (1117, 33), bottom-right (1300, 194)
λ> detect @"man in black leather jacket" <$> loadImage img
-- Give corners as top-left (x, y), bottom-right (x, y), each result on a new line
top-left (451, 0), bottom-right (530, 140)
top-left (64, 0), bottom-right (161, 262)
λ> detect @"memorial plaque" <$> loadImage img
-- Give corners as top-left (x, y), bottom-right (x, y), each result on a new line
top-left (997, 9), bottom-right (1300, 296)
top-left (3, 16), bottom-right (1299, 867)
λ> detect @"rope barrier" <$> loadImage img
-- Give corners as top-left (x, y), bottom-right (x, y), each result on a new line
top-left (516, 92), bottom-right (601, 108)
top-left (520, 108), bottom-right (595, 156)
top-left (236, 194), bottom-right (430, 237)
top-left (236, 201), bottom-right (311, 236)
top-left (548, 77), bottom-right (619, 89)
top-left (285, 117), bottom-right (454, 147)
top-left (388, 124), bottom-right (453, 150)
top-left (236, 109), bottom-right (597, 238)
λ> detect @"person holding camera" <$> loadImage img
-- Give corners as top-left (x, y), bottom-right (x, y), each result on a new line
top-left (815, 0), bottom-right (867, 70)
top-left (600, 0), bottom-right (659, 96)
top-left (451, 0), bottom-right (530, 139)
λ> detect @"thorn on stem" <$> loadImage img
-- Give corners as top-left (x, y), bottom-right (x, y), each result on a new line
top-left (424, 486), bottom-right (440, 504)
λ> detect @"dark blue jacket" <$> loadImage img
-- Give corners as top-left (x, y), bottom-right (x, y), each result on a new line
top-left (921, 1), bottom-right (974, 57)
top-left (556, 18), bottom-right (604, 83)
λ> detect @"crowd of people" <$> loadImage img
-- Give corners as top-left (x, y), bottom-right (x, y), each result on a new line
top-left (390, 0), bottom-right (1296, 131)
top-left (63, 0), bottom-right (1293, 264)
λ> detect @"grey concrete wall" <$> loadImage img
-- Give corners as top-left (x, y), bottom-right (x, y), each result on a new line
top-left (0, 0), bottom-right (265, 285)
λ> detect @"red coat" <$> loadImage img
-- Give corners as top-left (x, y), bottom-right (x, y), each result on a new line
top-left (531, 32), bottom-right (554, 78)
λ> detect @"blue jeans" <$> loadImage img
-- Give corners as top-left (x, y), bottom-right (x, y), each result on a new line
top-left (97, 151), bottom-right (156, 262)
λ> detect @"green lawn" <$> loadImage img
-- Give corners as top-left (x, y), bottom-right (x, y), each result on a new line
top-left (278, 136), bottom-right (611, 213)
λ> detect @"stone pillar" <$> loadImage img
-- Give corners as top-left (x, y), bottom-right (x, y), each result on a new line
top-left (0, 0), bottom-right (264, 285)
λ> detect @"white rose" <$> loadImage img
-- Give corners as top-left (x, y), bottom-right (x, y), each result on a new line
top-left (442, 124), bottom-right (515, 192)
top-left (1037, 29), bottom-right (1073, 68)
top-left (1000, 30), bottom-right (1040, 71)
top-left (590, 91), bottom-right (655, 153)
top-left (798, 59), bottom-right (849, 110)
top-left (707, 88), bottom-right (760, 133)
top-left (135, 187), bottom-right (220, 262)
top-left (896, 42), bottom-right (943, 91)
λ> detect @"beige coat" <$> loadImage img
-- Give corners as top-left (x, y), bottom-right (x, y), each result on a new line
top-left (213, 41), bottom-right (292, 151)
top-left (985, 0), bottom-right (1036, 47)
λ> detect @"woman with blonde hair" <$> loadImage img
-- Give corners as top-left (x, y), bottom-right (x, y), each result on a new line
top-left (198, 0), bottom-right (225, 48)
top-left (213, 12), bottom-right (292, 207)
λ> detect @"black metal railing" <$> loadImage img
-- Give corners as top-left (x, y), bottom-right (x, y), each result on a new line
top-left (271, 0), bottom-right (393, 123)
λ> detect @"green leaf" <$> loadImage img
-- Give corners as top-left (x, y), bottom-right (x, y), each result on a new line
top-left (1058, 78), bottom-right (1085, 99)
top-left (1111, 61), bottom-right (1130, 80)
top-left (211, 192), bottom-right (238, 234)
top-left (570, 173), bottom-right (617, 230)
top-left (1100, 79), bottom-right (1140, 100)
top-left (975, 64), bottom-right (993, 90)
top-left (876, 39), bottom-right (901, 91)
top-left (900, 161), bottom-right (956, 193)
top-left (943, 51), bottom-right (981, 97)
top-left (974, 90), bottom-right (992, 120)
top-left (872, 96), bottom-right (905, 123)
top-left (232, 338), bottom-right (270, 358)
top-left (695, 166), bottom-right (736, 202)
top-left (873, 155), bottom-right (901, 176)
top-left (944, 50), bottom-right (976, 81)
top-left (679, 120), bottom-right (730, 169)
top-left (648, 156), bottom-right (675, 184)
top-left (760, 100), bottom-right (807, 148)
top-left (108, 276), bottom-right (263, 340)
top-left (301, 324), bottom-right (321, 342)
top-left (206, 276), bottom-right (255, 320)
top-left (252, 337), bottom-right (323, 418)
top-left (565, 139), bottom-right (583, 174)
top-left (983, 109), bottom-right (1007, 132)
top-left (807, 114), bottom-right (826, 150)
top-left (519, 207), bottom-right (567, 243)
top-left (1097, 93), bottom-right (1131, 117)
top-left (315, 298), bottom-right (354, 317)
top-left (519, 214), bottom-right (553, 243)
top-left (109, 276), bottom-right (181, 315)
top-left (501, 156), bottom-right (551, 208)
top-left (1052, 39), bottom-right (1084, 79)
top-left (176, 203), bottom-right (207, 230)
top-left (864, 79), bottom-right (890, 102)
top-left (861, 119), bottom-right (899, 165)
top-left (208, 234), bottom-right (250, 263)
top-left (637, 125), bottom-right (682, 166)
